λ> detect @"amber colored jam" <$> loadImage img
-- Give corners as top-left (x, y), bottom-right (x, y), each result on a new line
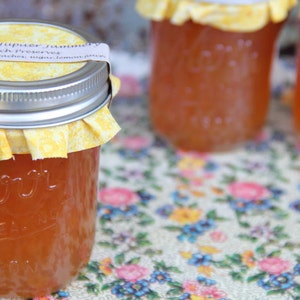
top-left (294, 28), bottom-right (300, 134)
top-left (149, 20), bottom-right (284, 151)
top-left (0, 147), bottom-right (100, 298)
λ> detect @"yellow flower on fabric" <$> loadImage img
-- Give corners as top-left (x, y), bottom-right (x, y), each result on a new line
top-left (178, 156), bottom-right (206, 171)
top-left (169, 207), bottom-right (202, 224)
top-left (190, 296), bottom-right (204, 300)
top-left (211, 186), bottom-right (224, 195)
top-left (199, 245), bottom-right (221, 255)
top-left (177, 183), bottom-right (190, 191)
top-left (242, 250), bottom-right (256, 268)
top-left (99, 257), bottom-right (113, 275)
top-left (198, 265), bottom-right (214, 277)
top-left (180, 251), bottom-right (193, 259)
top-left (191, 190), bottom-right (206, 197)
top-left (191, 295), bottom-right (218, 300)
top-left (191, 296), bottom-right (210, 300)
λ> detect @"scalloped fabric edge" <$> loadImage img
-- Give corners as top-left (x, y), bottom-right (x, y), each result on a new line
top-left (136, 0), bottom-right (296, 32)
top-left (0, 76), bottom-right (121, 160)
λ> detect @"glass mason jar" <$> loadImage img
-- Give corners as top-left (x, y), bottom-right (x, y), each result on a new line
top-left (294, 14), bottom-right (300, 134)
top-left (0, 20), bottom-right (120, 298)
top-left (136, 0), bottom-right (295, 152)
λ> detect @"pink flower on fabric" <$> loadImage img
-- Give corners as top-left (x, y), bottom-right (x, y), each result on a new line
top-left (254, 131), bottom-right (268, 143)
top-left (258, 257), bottom-right (291, 275)
top-left (182, 280), bottom-right (203, 295)
top-left (177, 150), bottom-right (209, 160)
top-left (228, 181), bottom-right (270, 201)
top-left (200, 286), bottom-right (227, 298)
top-left (118, 74), bottom-right (142, 97)
top-left (121, 136), bottom-right (151, 151)
top-left (99, 187), bottom-right (139, 207)
top-left (179, 169), bottom-right (196, 178)
top-left (115, 264), bottom-right (148, 282)
top-left (210, 230), bottom-right (228, 243)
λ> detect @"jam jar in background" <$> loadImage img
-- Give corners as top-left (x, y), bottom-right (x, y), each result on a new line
top-left (136, 0), bottom-right (296, 152)
top-left (294, 7), bottom-right (300, 134)
top-left (0, 19), bottom-right (120, 298)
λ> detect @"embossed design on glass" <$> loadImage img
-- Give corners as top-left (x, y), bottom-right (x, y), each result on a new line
top-left (149, 20), bottom-right (284, 151)
top-left (0, 147), bottom-right (100, 298)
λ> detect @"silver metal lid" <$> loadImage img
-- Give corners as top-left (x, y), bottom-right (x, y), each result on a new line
top-left (0, 19), bottom-right (111, 129)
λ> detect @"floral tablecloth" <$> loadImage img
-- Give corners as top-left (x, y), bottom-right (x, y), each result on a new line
top-left (8, 53), bottom-right (300, 300)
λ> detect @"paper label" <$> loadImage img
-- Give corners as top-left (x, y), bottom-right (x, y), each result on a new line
top-left (0, 42), bottom-right (110, 63)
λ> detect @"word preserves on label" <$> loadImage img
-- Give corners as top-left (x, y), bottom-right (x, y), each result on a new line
top-left (0, 42), bottom-right (110, 63)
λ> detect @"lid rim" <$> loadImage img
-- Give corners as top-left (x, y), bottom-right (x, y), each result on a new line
top-left (0, 89), bottom-right (112, 129)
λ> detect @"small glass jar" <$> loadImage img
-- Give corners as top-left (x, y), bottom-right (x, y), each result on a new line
top-left (136, 0), bottom-right (295, 152)
top-left (0, 20), bottom-right (120, 298)
top-left (294, 12), bottom-right (300, 134)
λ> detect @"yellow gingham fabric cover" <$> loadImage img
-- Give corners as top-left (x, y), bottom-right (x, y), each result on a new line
top-left (0, 77), bottom-right (120, 160)
top-left (136, 0), bottom-right (296, 31)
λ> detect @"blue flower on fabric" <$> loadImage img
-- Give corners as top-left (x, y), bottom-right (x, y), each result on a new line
top-left (156, 204), bottom-right (173, 218)
top-left (197, 275), bottom-right (216, 286)
top-left (124, 279), bottom-right (150, 297)
top-left (153, 135), bottom-right (169, 148)
top-left (204, 161), bottom-right (219, 172)
top-left (269, 187), bottom-right (285, 199)
top-left (118, 148), bottom-right (149, 159)
top-left (188, 253), bottom-right (212, 267)
top-left (179, 293), bottom-right (192, 300)
top-left (137, 190), bottom-right (155, 205)
top-left (289, 200), bottom-right (300, 212)
top-left (271, 130), bottom-right (285, 142)
top-left (258, 273), bottom-right (295, 291)
top-left (178, 223), bottom-right (204, 243)
top-left (269, 272), bottom-right (294, 290)
top-left (246, 140), bottom-right (269, 152)
top-left (57, 290), bottom-right (70, 298)
top-left (150, 270), bottom-right (172, 284)
top-left (178, 219), bottom-right (215, 243)
top-left (119, 205), bottom-right (139, 217)
top-left (230, 199), bottom-right (254, 213)
top-left (293, 263), bottom-right (300, 275)
top-left (252, 199), bottom-right (272, 211)
top-left (97, 205), bottom-right (120, 220)
top-left (171, 191), bottom-right (189, 203)
top-left (197, 219), bottom-right (215, 231)
top-left (258, 276), bottom-right (272, 290)
top-left (112, 284), bottom-right (127, 298)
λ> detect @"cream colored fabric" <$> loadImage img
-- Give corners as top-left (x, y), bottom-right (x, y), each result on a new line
top-left (136, 0), bottom-right (296, 31)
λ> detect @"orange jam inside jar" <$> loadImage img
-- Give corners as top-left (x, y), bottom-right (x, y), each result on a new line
top-left (294, 19), bottom-right (300, 134)
top-left (0, 20), bottom-right (120, 298)
top-left (0, 148), bottom-right (99, 297)
top-left (136, 0), bottom-right (296, 152)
